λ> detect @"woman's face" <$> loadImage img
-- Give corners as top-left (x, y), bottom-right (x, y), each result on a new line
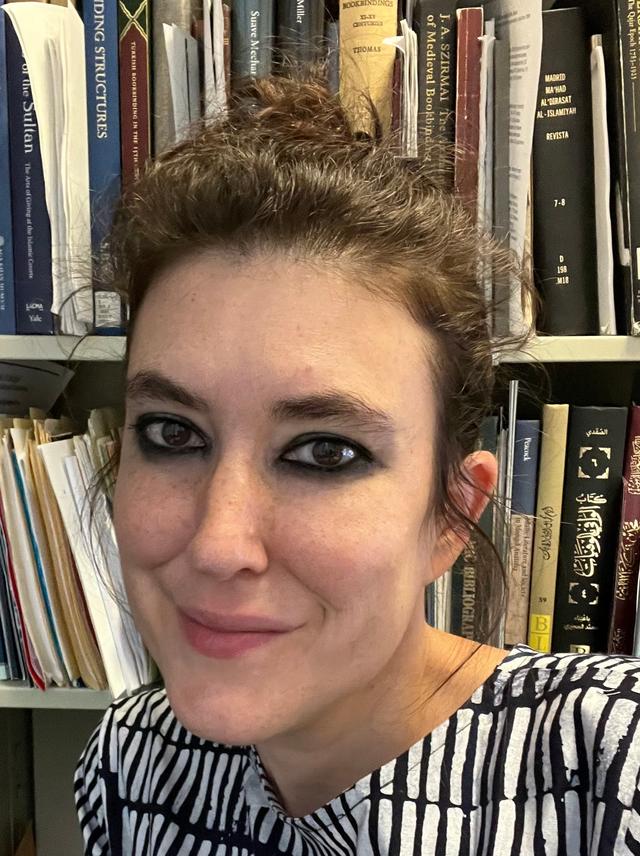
top-left (114, 251), bottom-right (454, 745)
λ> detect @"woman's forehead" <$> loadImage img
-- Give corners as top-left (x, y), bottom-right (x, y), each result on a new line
top-left (131, 251), bottom-right (434, 392)
top-left (127, 253), bottom-right (437, 439)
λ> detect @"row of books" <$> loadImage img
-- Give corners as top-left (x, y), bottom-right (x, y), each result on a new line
top-left (427, 388), bottom-right (640, 656)
top-left (0, 381), bottom-right (153, 697)
top-left (5, 383), bottom-right (638, 698)
top-left (1, 0), bottom-right (639, 339)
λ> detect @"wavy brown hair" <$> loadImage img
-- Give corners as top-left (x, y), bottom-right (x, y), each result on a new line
top-left (95, 66), bottom-right (536, 647)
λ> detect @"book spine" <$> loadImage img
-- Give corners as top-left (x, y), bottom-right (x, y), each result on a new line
top-left (532, 7), bottom-right (599, 335)
top-left (416, 0), bottom-right (456, 180)
top-left (84, 0), bottom-right (122, 251)
top-left (505, 420), bottom-right (541, 646)
top-left (338, 0), bottom-right (398, 137)
top-left (231, 0), bottom-right (276, 81)
top-left (616, 1), bottom-right (640, 334)
top-left (118, 0), bottom-right (151, 186)
top-left (5, 20), bottom-right (54, 335)
top-left (608, 404), bottom-right (640, 653)
top-left (527, 404), bottom-right (569, 653)
top-left (453, 7), bottom-right (483, 217)
top-left (223, 3), bottom-right (231, 97)
top-left (277, 0), bottom-right (324, 65)
top-left (0, 1), bottom-right (15, 334)
top-left (84, 0), bottom-right (124, 335)
top-left (151, 0), bottom-right (195, 156)
top-left (450, 415), bottom-right (498, 639)
top-left (552, 406), bottom-right (628, 653)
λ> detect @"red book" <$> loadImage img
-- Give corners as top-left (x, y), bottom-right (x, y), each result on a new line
top-left (453, 7), bottom-right (483, 218)
top-left (608, 404), bottom-right (640, 654)
top-left (118, 0), bottom-right (152, 186)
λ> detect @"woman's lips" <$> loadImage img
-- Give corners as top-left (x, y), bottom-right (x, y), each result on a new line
top-left (178, 611), bottom-right (292, 659)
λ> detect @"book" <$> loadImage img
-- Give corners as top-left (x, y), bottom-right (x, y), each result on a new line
top-left (527, 403), bottom-right (569, 653)
top-left (453, 6), bottom-right (483, 217)
top-left (615, 0), bottom-right (640, 335)
top-left (505, 419), bottom-right (541, 646)
top-left (83, 0), bottom-right (124, 336)
top-left (552, 406), bottom-right (628, 653)
top-left (0, 0), bottom-right (15, 334)
top-left (118, 0), bottom-right (151, 185)
top-left (83, 0), bottom-right (121, 251)
top-left (450, 415), bottom-right (498, 641)
top-left (338, 0), bottom-right (398, 137)
top-left (277, 0), bottom-right (325, 66)
top-left (532, 7), bottom-right (599, 335)
top-left (152, 0), bottom-right (197, 155)
top-left (223, 2), bottom-right (231, 97)
top-left (5, 17), bottom-right (54, 334)
top-left (415, 1), bottom-right (456, 181)
top-left (231, 0), bottom-right (276, 82)
top-left (608, 404), bottom-right (640, 654)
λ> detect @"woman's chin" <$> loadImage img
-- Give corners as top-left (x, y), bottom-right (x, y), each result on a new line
top-left (163, 679), bottom-right (281, 746)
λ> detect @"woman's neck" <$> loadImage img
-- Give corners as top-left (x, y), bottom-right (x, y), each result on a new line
top-left (254, 624), bottom-right (509, 819)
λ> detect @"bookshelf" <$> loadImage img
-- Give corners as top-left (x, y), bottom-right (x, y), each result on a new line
top-left (0, 683), bottom-right (112, 710)
top-left (0, 335), bottom-right (125, 362)
top-left (0, 333), bottom-right (639, 367)
top-left (0, 333), bottom-right (637, 713)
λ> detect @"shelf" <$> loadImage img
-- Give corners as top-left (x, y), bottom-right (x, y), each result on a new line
top-left (0, 683), bottom-right (113, 710)
top-left (499, 335), bottom-right (640, 363)
top-left (0, 335), bottom-right (125, 362)
top-left (0, 335), bottom-right (637, 364)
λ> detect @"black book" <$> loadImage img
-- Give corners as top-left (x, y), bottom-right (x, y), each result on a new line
top-left (415, 1), bottom-right (457, 181)
top-left (552, 406), bottom-right (628, 653)
top-left (231, 0), bottom-right (276, 81)
top-left (450, 415), bottom-right (498, 640)
top-left (532, 7), bottom-right (599, 335)
top-left (546, 0), bottom-right (635, 335)
top-left (277, 0), bottom-right (325, 66)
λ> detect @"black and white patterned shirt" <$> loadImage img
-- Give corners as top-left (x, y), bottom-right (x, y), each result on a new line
top-left (74, 642), bottom-right (640, 854)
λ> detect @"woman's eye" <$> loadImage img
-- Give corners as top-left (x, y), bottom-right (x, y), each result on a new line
top-left (129, 417), bottom-right (206, 453)
top-left (282, 438), bottom-right (367, 471)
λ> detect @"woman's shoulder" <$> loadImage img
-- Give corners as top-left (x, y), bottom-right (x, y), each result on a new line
top-left (495, 642), bottom-right (640, 697)
top-left (491, 642), bottom-right (640, 721)
top-left (487, 644), bottom-right (640, 803)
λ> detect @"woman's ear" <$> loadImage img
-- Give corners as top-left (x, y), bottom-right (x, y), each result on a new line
top-left (429, 450), bottom-right (498, 583)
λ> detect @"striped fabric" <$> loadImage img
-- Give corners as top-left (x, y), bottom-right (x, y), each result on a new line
top-left (74, 642), bottom-right (640, 855)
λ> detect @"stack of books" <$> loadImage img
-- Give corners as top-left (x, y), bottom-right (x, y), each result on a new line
top-left (0, 1), bottom-right (639, 337)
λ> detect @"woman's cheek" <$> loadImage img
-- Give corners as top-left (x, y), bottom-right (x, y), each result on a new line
top-left (114, 463), bottom-right (196, 570)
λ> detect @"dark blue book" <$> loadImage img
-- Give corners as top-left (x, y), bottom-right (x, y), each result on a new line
top-left (84, 0), bottom-right (122, 251)
top-left (0, 2), bottom-right (16, 334)
top-left (5, 19), bottom-right (54, 334)
top-left (83, 0), bottom-right (124, 336)
top-left (512, 420), bottom-right (541, 516)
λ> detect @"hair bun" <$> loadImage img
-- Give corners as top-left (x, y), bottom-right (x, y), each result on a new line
top-left (227, 67), bottom-right (365, 147)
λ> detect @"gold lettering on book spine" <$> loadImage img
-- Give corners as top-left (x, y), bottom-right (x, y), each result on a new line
top-left (615, 520), bottom-right (640, 600)
top-left (629, 437), bottom-right (640, 494)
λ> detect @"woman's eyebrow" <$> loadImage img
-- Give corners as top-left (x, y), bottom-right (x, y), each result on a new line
top-left (125, 371), bottom-right (397, 438)
top-left (125, 371), bottom-right (209, 411)
top-left (269, 391), bottom-right (396, 438)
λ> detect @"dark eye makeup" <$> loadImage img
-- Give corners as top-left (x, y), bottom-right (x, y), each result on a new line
top-left (126, 414), bottom-right (375, 475)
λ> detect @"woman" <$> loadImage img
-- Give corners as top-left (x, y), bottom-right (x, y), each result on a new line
top-left (74, 73), bottom-right (640, 855)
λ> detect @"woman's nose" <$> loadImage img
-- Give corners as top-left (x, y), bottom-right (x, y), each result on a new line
top-left (185, 458), bottom-right (270, 581)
